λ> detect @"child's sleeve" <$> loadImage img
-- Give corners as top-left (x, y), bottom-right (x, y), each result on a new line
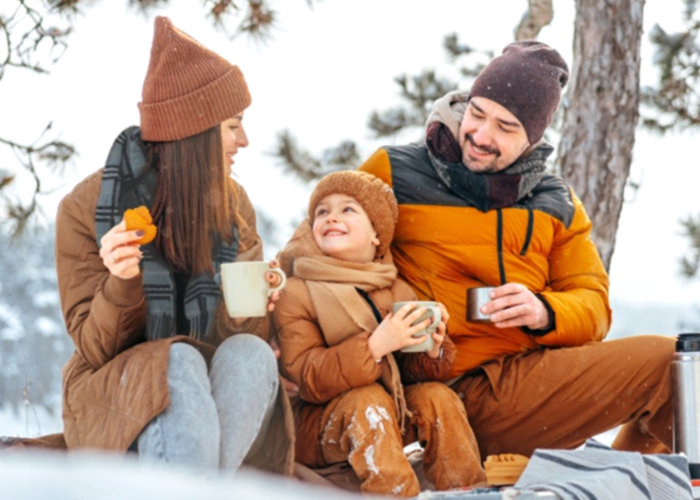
top-left (272, 279), bottom-right (383, 405)
top-left (396, 335), bottom-right (456, 384)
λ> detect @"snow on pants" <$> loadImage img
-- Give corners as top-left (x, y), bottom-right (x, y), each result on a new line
top-left (297, 381), bottom-right (487, 497)
top-left (451, 335), bottom-right (675, 469)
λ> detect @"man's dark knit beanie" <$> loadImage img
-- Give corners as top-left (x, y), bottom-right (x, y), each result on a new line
top-left (470, 41), bottom-right (569, 145)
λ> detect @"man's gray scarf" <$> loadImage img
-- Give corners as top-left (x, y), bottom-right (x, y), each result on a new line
top-left (95, 126), bottom-right (238, 341)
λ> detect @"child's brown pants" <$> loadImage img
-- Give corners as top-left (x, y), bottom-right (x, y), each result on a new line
top-left (301, 381), bottom-right (486, 497)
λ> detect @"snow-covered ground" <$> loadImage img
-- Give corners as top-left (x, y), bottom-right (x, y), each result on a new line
top-left (1, 450), bottom-right (365, 500)
top-left (0, 403), bottom-right (63, 439)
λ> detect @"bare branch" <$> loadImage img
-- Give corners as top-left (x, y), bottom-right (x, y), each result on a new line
top-left (515, 0), bottom-right (554, 41)
top-left (0, 0), bottom-right (72, 80)
top-left (0, 126), bottom-right (76, 236)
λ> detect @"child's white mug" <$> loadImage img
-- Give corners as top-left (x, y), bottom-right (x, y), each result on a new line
top-left (220, 262), bottom-right (287, 318)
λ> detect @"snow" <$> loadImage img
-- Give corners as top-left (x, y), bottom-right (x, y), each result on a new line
top-left (35, 317), bottom-right (62, 337)
top-left (363, 445), bottom-right (379, 475)
top-left (0, 403), bottom-right (63, 439)
top-left (32, 291), bottom-right (60, 309)
top-left (365, 405), bottom-right (389, 433)
top-left (0, 450), bottom-right (366, 500)
top-left (0, 303), bottom-right (23, 341)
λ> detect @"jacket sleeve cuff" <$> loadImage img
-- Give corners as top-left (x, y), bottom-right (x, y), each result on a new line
top-left (521, 293), bottom-right (556, 337)
top-left (102, 274), bottom-right (144, 307)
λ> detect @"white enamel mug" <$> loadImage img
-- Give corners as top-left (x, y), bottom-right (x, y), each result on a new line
top-left (220, 262), bottom-right (287, 318)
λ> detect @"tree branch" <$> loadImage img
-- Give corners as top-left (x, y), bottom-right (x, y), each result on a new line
top-left (0, 124), bottom-right (76, 236)
top-left (270, 130), bottom-right (356, 182)
top-left (0, 0), bottom-right (71, 80)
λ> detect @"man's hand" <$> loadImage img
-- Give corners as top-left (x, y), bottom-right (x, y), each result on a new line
top-left (480, 283), bottom-right (550, 330)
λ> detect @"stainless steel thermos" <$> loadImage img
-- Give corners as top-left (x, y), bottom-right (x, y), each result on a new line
top-left (672, 332), bottom-right (700, 479)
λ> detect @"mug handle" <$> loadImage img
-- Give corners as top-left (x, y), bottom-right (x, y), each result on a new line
top-left (426, 306), bottom-right (442, 333)
top-left (267, 268), bottom-right (287, 295)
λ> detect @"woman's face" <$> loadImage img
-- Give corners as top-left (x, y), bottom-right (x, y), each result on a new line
top-left (220, 114), bottom-right (249, 174)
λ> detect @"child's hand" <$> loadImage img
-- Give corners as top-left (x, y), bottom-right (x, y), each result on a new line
top-left (436, 302), bottom-right (450, 324)
top-left (427, 303), bottom-right (449, 359)
top-left (368, 303), bottom-right (432, 360)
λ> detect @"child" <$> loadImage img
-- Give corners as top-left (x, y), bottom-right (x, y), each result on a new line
top-left (273, 171), bottom-right (486, 496)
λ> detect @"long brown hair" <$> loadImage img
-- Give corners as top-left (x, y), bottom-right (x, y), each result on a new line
top-left (148, 124), bottom-right (240, 275)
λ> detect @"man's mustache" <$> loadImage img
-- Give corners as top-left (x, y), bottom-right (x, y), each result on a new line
top-left (466, 134), bottom-right (501, 157)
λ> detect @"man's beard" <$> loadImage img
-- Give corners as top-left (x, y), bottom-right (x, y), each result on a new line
top-left (462, 133), bottom-right (502, 173)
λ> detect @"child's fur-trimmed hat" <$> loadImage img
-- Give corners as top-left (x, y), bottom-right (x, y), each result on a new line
top-left (308, 171), bottom-right (398, 259)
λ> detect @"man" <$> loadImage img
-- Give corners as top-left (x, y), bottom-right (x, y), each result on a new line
top-left (359, 41), bottom-right (674, 480)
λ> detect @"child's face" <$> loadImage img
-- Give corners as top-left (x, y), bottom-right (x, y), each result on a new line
top-left (312, 193), bottom-right (380, 263)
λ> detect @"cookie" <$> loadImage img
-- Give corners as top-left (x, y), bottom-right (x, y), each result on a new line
top-left (123, 206), bottom-right (157, 245)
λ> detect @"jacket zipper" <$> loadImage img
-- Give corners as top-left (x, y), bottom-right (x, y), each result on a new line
top-left (520, 207), bottom-right (534, 256)
top-left (497, 209), bottom-right (507, 285)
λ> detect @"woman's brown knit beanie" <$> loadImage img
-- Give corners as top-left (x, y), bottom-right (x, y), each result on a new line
top-left (138, 16), bottom-right (251, 142)
top-left (308, 171), bottom-right (399, 259)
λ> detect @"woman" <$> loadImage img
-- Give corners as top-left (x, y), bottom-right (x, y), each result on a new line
top-left (54, 17), bottom-right (293, 474)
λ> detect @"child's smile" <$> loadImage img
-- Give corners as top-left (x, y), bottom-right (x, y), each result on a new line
top-left (312, 193), bottom-right (380, 263)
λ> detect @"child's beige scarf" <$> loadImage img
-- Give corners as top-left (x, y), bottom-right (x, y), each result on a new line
top-left (293, 255), bottom-right (411, 431)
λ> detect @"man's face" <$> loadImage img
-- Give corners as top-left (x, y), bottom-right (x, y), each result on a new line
top-left (458, 97), bottom-right (530, 173)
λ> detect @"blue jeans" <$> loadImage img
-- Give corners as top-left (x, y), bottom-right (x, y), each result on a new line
top-left (137, 334), bottom-right (279, 472)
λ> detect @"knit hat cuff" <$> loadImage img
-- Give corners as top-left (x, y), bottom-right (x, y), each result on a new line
top-left (139, 66), bottom-right (251, 142)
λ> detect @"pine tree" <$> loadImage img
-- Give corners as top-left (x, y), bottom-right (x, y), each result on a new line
top-left (0, 0), bottom-right (316, 235)
top-left (0, 225), bottom-right (71, 419)
top-left (641, 0), bottom-right (700, 281)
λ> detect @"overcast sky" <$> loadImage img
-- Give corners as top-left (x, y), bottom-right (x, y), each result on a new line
top-left (2, 0), bottom-right (700, 314)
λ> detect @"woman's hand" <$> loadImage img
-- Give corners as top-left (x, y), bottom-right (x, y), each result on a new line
top-left (368, 303), bottom-right (432, 360)
top-left (426, 302), bottom-right (449, 359)
top-left (265, 259), bottom-right (283, 312)
top-left (99, 220), bottom-right (144, 279)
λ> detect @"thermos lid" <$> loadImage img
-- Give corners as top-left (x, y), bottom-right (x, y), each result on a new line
top-left (676, 333), bottom-right (700, 352)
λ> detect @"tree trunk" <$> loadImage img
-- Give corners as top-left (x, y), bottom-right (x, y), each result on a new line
top-left (556, 0), bottom-right (644, 271)
top-left (515, 0), bottom-right (553, 41)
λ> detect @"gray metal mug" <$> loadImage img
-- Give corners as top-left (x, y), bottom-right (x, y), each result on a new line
top-left (467, 287), bottom-right (496, 323)
top-left (392, 301), bottom-right (442, 353)
top-left (672, 332), bottom-right (700, 479)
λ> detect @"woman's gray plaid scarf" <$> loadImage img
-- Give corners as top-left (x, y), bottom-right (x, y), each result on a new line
top-left (95, 126), bottom-right (238, 341)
